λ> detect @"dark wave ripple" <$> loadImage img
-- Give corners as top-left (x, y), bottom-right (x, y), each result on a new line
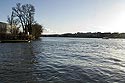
top-left (0, 37), bottom-right (125, 83)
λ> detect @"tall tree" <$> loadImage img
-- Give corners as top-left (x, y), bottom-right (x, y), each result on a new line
top-left (7, 11), bottom-right (20, 34)
top-left (12, 3), bottom-right (35, 34)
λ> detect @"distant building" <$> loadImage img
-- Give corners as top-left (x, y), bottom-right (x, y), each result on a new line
top-left (0, 22), bottom-right (16, 34)
top-left (0, 22), bottom-right (7, 33)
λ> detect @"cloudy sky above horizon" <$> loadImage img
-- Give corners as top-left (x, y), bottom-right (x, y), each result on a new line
top-left (1, 0), bottom-right (125, 34)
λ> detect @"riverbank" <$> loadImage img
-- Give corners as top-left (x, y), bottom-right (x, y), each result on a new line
top-left (0, 40), bottom-right (30, 43)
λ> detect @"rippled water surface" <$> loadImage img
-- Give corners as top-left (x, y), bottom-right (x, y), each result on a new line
top-left (0, 37), bottom-right (125, 83)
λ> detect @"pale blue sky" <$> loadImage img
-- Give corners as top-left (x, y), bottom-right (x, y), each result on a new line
top-left (1, 0), bottom-right (125, 34)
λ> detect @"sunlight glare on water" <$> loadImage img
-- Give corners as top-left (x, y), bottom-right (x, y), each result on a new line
top-left (0, 37), bottom-right (125, 83)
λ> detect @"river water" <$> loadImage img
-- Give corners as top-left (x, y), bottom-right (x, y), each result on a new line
top-left (0, 37), bottom-right (125, 83)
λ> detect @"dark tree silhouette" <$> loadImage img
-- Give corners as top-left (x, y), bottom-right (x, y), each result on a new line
top-left (12, 3), bottom-right (35, 34)
top-left (32, 23), bottom-right (43, 39)
top-left (6, 3), bottom-right (43, 40)
top-left (7, 11), bottom-right (20, 34)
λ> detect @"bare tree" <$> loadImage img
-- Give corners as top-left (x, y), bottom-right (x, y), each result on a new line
top-left (12, 3), bottom-right (35, 34)
top-left (7, 11), bottom-right (20, 34)
top-left (6, 3), bottom-right (43, 40)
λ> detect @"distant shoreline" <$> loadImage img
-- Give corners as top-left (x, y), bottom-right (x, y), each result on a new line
top-left (42, 32), bottom-right (125, 39)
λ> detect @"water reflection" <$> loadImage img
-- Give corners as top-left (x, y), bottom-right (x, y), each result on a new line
top-left (0, 43), bottom-right (37, 83)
